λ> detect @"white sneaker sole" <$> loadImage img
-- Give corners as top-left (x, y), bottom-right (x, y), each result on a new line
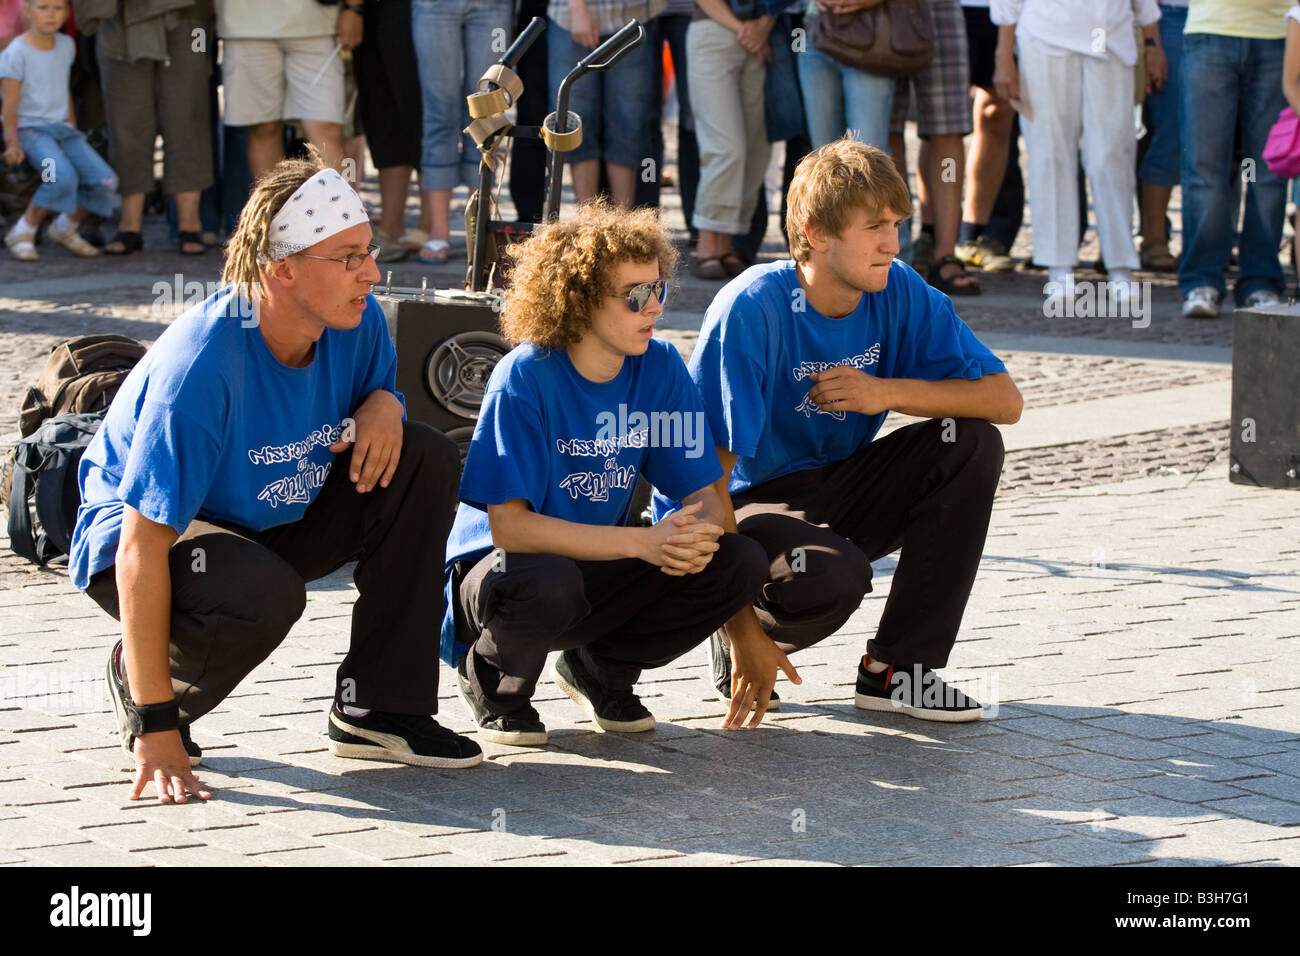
top-left (455, 681), bottom-right (547, 747)
top-left (552, 667), bottom-right (655, 733)
top-left (854, 692), bottom-right (983, 723)
top-left (327, 712), bottom-right (483, 768)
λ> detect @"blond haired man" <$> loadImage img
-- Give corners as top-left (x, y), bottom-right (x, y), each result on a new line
top-left (656, 138), bottom-right (1023, 727)
top-left (70, 150), bottom-right (481, 806)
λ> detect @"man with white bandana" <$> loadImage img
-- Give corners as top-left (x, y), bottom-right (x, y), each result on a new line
top-left (69, 154), bottom-right (481, 806)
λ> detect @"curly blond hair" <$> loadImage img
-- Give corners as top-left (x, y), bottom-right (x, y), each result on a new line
top-left (221, 145), bottom-right (330, 295)
top-left (499, 199), bottom-right (679, 349)
top-left (786, 137), bottom-right (914, 264)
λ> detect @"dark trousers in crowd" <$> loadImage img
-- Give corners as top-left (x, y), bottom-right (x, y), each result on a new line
top-left (460, 533), bottom-right (768, 714)
top-left (85, 422), bottom-right (460, 722)
top-left (509, 0), bottom-right (551, 223)
top-left (732, 419), bottom-right (1004, 669)
top-left (985, 114), bottom-right (1024, 252)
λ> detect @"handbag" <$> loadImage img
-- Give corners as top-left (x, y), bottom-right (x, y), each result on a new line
top-left (809, 0), bottom-right (934, 79)
top-left (1263, 106), bottom-right (1300, 179)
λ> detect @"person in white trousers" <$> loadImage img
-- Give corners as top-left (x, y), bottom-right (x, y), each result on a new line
top-left (991, 0), bottom-right (1167, 302)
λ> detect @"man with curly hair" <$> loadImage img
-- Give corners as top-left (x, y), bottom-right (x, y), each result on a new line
top-left (443, 200), bottom-right (769, 745)
top-left (658, 137), bottom-right (1023, 727)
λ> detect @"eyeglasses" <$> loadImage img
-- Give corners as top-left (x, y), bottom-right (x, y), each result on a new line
top-left (297, 243), bottom-right (381, 271)
top-left (622, 279), bottom-right (669, 313)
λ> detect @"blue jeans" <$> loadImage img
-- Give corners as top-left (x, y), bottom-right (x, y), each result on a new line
top-left (547, 20), bottom-right (656, 168)
top-left (1178, 33), bottom-right (1287, 298)
top-left (18, 124), bottom-right (119, 217)
top-left (1139, 3), bottom-right (1186, 187)
top-left (411, 0), bottom-right (512, 192)
top-left (795, 43), bottom-right (894, 150)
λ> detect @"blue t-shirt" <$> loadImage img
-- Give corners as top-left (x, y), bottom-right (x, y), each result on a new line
top-left (440, 337), bottom-right (723, 664)
top-left (652, 259), bottom-right (1007, 517)
top-left (0, 34), bottom-right (74, 129)
top-left (69, 289), bottom-right (403, 591)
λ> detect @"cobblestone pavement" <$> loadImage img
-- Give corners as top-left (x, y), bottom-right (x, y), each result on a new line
top-left (3, 189), bottom-right (1297, 866)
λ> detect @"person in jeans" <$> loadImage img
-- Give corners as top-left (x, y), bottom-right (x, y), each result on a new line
top-left (1177, 0), bottom-right (1292, 318)
top-left (446, 200), bottom-right (768, 746)
top-left (656, 138), bottom-right (1022, 725)
top-left (1137, 0), bottom-right (1188, 273)
top-left (546, 0), bottom-right (663, 209)
top-left (688, 0), bottom-right (773, 279)
top-left (797, 0), bottom-right (895, 153)
top-left (411, 0), bottom-right (512, 262)
top-left (69, 149), bottom-right (481, 805)
top-left (1, 0), bottom-right (117, 261)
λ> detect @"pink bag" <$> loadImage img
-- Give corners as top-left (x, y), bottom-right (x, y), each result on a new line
top-left (1263, 107), bottom-right (1300, 179)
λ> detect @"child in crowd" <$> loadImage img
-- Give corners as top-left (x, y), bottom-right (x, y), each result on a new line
top-left (0, 0), bottom-right (118, 261)
top-left (444, 200), bottom-right (767, 746)
top-left (992, 0), bottom-right (1166, 300)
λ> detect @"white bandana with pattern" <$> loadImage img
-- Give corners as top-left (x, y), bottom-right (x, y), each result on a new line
top-left (266, 169), bottom-right (368, 261)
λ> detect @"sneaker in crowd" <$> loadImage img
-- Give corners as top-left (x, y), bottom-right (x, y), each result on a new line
top-left (455, 660), bottom-right (547, 746)
top-left (4, 220), bottom-right (38, 261)
top-left (1181, 286), bottom-right (1221, 319)
top-left (327, 703), bottom-right (483, 768)
top-left (707, 629), bottom-right (779, 710)
top-left (46, 217), bottom-right (99, 256)
top-left (106, 639), bottom-right (201, 767)
top-left (552, 649), bottom-right (655, 733)
top-left (955, 235), bottom-right (1015, 272)
top-left (854, 656), bottom-right (983, 723)
top-left (1241, 288), bottom-right (1283, 309)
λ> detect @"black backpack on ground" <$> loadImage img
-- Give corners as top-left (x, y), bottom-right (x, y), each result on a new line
top-left (5, 413), bottom-right (105, 566)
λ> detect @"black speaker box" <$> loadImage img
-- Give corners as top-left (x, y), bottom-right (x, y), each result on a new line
top-left (1230, 303), bottom-right (1300, 489)
top-left (373, 290), bottom-right (510, 463)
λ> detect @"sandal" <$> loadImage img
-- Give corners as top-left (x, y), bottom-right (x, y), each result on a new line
top-left (690, 255), bottom-right (727, 280)
top-left (719, 250), bottom-right (747, 278)
top-left (4, 230), bottom-right (38, 261)
top-left (103, 230), bottom-right (143, 255)
top-left (1139, 242), bottom-right (1178, 272)
top-left (419, 238), bottom-right (450, 263)
top-left (178, 230), bottom-right (206, 256)
top-left (928, 254), bottom-right (981, 296)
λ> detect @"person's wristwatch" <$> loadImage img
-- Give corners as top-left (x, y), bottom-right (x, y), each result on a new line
top-left (1144, 37), bottom-right (1157, 47)
top-left (126, 700), bottom-right (181, 736)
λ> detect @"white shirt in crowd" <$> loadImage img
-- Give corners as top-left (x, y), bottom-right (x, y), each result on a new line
top-left (991, 0), bottom-right (1162, 66)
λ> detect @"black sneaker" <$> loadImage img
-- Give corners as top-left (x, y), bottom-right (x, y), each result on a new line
top-left (707, 630), bottom-right (780, 710)
top-left (552, 649), bottom-right (655, 733)
top-left (854, 657), bottom-right (983, 723)
top-left (106, 640), bottom-right (201, 768)
top-left (327, 704), bottom-right (483, 768)
top-left (455, 661), bottom-right (547, 746)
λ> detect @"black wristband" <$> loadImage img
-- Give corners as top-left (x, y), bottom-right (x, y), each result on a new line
top-left (127, 700), bottom-right (181, 736)
top-left (1144, 37), bottom-right (1157, 47)
top-left (342, 2), bottom-right (364, 14)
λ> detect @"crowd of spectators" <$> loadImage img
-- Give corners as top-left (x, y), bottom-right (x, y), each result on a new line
top-left (1, 0), bottom-right (1297, 319)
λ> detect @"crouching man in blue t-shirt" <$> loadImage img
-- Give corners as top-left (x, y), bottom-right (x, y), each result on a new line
top-left (69, 152), bottom-right (483, 804)
top-left (662, 138), bottom-right (1024, 726)
top-left (443, 201), bottom-right (769, 746)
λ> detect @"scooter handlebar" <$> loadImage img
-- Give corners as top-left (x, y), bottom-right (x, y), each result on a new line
top-left (577, 19), bottom-right (646, 73)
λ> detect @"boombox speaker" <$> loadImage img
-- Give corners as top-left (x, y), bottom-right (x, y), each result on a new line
top-left (374, 289), bottom-right (510, 464)
top-left (1230, 302), bottom-right (1300, 489)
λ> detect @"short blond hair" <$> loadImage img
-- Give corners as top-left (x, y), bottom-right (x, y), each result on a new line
top-left (785, 138), bottom-right (913, 263)
top-left (500, 199), bottom-right (679, 350)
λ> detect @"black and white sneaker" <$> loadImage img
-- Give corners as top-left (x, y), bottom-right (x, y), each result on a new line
top-left (455, 661), bottom-right (548, 746)
top-left (854, 657), bottom-right (983, 723)
top-left (107, 639), bottom-right (201, 768)
top-left (707, 629), bottom-right (780, 710)
top-left (327, 704), bottom-right (483, 768)
top-left (552, 649), bottom-right (655, 733)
